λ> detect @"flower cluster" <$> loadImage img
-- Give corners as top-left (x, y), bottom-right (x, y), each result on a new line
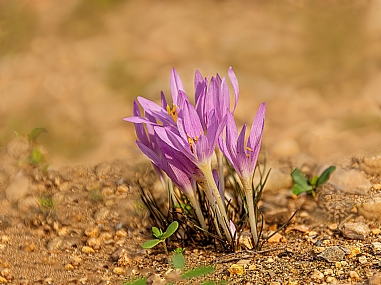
top-left (125, 67), bottom-right (265, 246)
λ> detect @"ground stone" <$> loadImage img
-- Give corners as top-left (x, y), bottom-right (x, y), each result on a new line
top-left (5, 172), bottom-right (30, 203)
top-left (340, 222), bottom-right (370, 240)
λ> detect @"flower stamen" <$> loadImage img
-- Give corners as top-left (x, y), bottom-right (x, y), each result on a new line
top-left (167, 104), bottom-right (178, 122)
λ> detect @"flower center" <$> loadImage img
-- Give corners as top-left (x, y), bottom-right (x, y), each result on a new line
top-left (166, 104), bottom-right (178, 122)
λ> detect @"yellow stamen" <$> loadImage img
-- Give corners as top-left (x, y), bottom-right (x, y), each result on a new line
top-left (166, 104), bottom-right (178, 122)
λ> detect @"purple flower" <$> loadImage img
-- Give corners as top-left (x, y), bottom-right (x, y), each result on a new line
top-left (155, 92), bottom-right (226, 168)
top-left (219, 102), bottom-right (266, 184)
top-left (194, 67), bottom-right (239, 131)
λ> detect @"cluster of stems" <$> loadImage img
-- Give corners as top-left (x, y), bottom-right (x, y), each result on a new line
top-left (125, 67), bottom-right (266, 247)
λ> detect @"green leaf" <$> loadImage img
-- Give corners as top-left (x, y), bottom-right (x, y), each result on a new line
top-left (141, 239), bottom-right (162, 249)
top-left (181, 266), bottom-right (214, 279)
top-left (122, 277), bottom-right (147, 285)
top-left (172, 252), bottom-right (185, 269)
top-left (309, 175), bottom-right (319, 186)
top-left (291, 169), bottom-right (313, 195)
top-left (291, 169), bottom-right (312, 188)
top-left (316, 166), bottom-right (336, 188)
top-left (292, 184), bottom-right (309, 196)
top-left (152, 227), bottom-right (162, 238)
top-left (29, 148), bottom-right (46, 166)
top-left (28, 128), bottom-right (48, 144)
top-left (161, 221), bottom-right (179, 239)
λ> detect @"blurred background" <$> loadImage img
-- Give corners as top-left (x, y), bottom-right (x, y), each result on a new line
top-left (1, 0), bottom-right (381, 168)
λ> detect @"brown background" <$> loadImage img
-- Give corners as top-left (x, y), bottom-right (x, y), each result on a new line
top-left (1, 0), bottom-right (381, 168)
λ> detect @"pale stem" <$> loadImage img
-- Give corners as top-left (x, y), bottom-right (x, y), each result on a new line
top-left (215, 148), bottom-right (225, 196)
top-left (186, 193), bottom-right (208, 232)
top-left (198, 162), bottom-right (232, 242)
top-left (198, 180), bottom-right (223, 239)
top-left (165, 175), bottom-right (178, 207)
top-left (242, 179), bottom-right (258, 245)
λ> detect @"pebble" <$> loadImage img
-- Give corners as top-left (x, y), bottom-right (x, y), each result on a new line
top-left (94, 208), bottom-right (110, 222)
top-left (228, 264), bottom-right (245, 276)
top-left (267, 232), bottom-right (286, 243)
top-left (340, 222), bottom-right (370, 240)
top-left (311, 269), bottom-right (324, 281)
top-left (360, 155), bottom-right (381, 175)
top-left (371, 228), bottom-right (381, 235)
top-left (6, 137), bottom-right (30, 160)
top-left (87, 237), bottom-right (102, 250)
top-left (330, 168), bottom-right (371, 194)
top-left (372, 242), bottom-right (381, 252)
top-left (65, 264), bottom-right (74, 270)
top-left (349, 271), bottom-right (360, 281)
top-left (317, 246), bottom-right (349, 262)
top-left (84, 226), bottom-right (100, 238)
top-left (82, 246), bottom-right (95, 254)
top-left (47, 237), bottom-right (63, 252)
top-left (238, 232), bottom-right (253, 250)
top-left (5, 172), bottom-right (30, 203)
top-left (112, 267), bottom-right (125, 275)
top-left (357, 198), bottom-right (381, 220)
top-left (358, 256), bottom-right (367, 264)
top-left (348, 247), bottom-right (361, 258)
top-left (115, 229), bottom-right (128, 239)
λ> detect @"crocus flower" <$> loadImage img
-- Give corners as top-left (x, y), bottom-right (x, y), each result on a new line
top-left (218, 102), bottom-right (266, 185)
top-left (218, 102), bottom-right (266, 244)
top-left (135, 136), bottom-right (207, 231)
top-left (194, 66), bottom-right (239, 130)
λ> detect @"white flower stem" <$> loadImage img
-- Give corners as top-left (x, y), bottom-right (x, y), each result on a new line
top-left (243, 179), bottom-right (258, 246)
top-left (198, 180), bottom-right (222, 239)
top-left (186, 193), bottom-right (208, 232)
top-left (198, 162), bottom-right (232, 242)
top-left (165, 175), bottom-right (178, 208)
top-left (215, 148), bottom-right (225, 196)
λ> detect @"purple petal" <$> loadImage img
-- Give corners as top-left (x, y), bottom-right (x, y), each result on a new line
top-left (247, 102), bottom-right (266, 171)
top-left (228, 67), bottom-right (239, 112)
top-left (137, 96), bottom-right (174, 125)
top-left (177, 93), bottom-right (203, 139)
top-left (170, 68), bottom-right (184, 106)
top-left (161, 91), bottom-right (167, 109)
top-left (131, 101), bottom-right (149, 145)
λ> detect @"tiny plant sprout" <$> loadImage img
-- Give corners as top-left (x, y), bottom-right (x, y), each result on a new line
top-left (142, 221), bottom-right (179, 255)
top-left (172, 248), bottom-right (185, 269)
top-left (291, 166), bottom-right (336, 197)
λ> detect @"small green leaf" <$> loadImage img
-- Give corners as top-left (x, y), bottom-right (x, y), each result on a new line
top-left (316, 166), bottom-right (336, 188)
top-left (142, 239), bottom-right (162, 249)
top-left (29, 148), bottom-right (46, 166)
top-left (173, 247), bottom-right (185, 254)
top-left (172, 252), bottom-right (185, 269)
top-left (309, 175), bottom-right (319, 186)
top-left (161, 221), bottom-right (179, 239)
top-left (291, 169), bottom-right (313, 195)
top-left (123, 277), bottom-right (147, 285)
top-left (152, 227), bottom-right (162, 238)
top-left (292, 184), bottom-right (309, 196)
top-left (28, 128), bottom-right (48, 144)
top-left (181, 265), bottom-right (214, 279)
top-left (291, 169), bottom-right (312, 188)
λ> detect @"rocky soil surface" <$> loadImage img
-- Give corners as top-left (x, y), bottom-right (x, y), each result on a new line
top-left (1, 136), bottom-right (381, 284)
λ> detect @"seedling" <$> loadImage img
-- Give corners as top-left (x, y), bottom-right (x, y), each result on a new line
top-left (123, 246), bottom-right (226, 285)
top-left (142, 221), bottom-right (178, 255)
top-left (172, 248), bottom-right (185, 269)
top-left (39, 194), bottom-right (54, 213)
top-left (291, 166), bottom-right (336, 197)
